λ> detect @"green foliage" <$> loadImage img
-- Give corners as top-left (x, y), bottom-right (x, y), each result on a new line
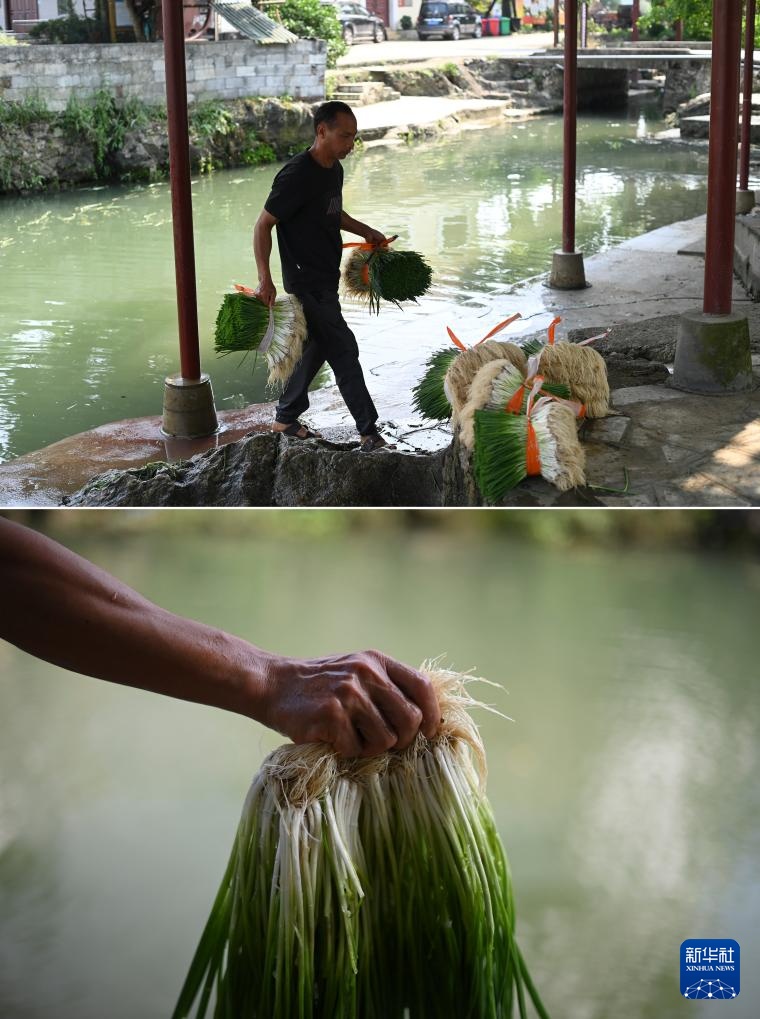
top-left (28, 14), bottom-right (105, 43)
top-left (399, 14), bottom-right (413, 30)
top-left (61, 90), bottom-right (154, 175)
top-left (242, 142), bottom-right (277, 166)
top-left (189, 101), bottom-right (235, 142)
top-left (0, 30), bottom-right (20, 45)
top-left (0, 93), bottom-right (51, 128)
top-left (0, 153), bottom-right (44, 192)
top-left (278, 0), bottom-right (347, 69)
top-left (638, 0), bottom-right (711, 40)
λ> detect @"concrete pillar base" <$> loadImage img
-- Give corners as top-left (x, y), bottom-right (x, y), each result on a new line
top-left (161, 373), bottom-right (219, 438)
top-left (672, 309), bottom-right (753, 394)
top-left (548, 250), bottom-right (588, 290)
top-left (736, 189), bottom-right (755, 215)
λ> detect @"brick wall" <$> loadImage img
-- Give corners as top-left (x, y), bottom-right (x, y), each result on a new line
top-left (0, 39), bottom-right (326, 110)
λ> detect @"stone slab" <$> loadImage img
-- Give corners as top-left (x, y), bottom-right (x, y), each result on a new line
top-left (582, 416), bottom-right (632, 447)
top-left (611, 385), bottom-right (690, 408)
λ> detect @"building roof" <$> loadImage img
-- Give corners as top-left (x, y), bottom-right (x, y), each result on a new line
top-left (211, 1), bottom-right (298, 43)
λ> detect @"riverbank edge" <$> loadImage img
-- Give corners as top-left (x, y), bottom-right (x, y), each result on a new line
top-left (0, 55), bottom-right (565, 197)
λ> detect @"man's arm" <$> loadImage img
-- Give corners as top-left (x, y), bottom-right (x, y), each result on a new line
top-left (253, 209), bottom-right (278, 307)
top-left (0, 518), bottom-right (439, 758)
top-left (341, 210), bottom-right (386, 246)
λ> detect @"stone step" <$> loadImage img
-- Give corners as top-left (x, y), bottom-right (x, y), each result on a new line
top-left (331, 83), bottom-right (401, 106)
top-left (336, 82), bottom-right (372, 93)
top-left (479, 78), bottom-right (511, 91)
top-left (681, 114), bottom-right (760, 142)
top-left (507, 79), bottom-right (533, 92)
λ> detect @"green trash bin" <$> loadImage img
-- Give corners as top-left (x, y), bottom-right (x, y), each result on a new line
top-left (499, 16), bottom-right (511, 34)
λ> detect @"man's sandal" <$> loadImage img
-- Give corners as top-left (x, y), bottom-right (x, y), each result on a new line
top-left (277, 422), bottom-right (322, 440)
top-left (359, 434), bottom-right (396, 453)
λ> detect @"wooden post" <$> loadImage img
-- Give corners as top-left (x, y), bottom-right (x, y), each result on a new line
top-left (632, 0), bottom-right (639, 41)
top-left (162, 0), bottom-right (202, 381)
top-left (703, 0), bottom-right (743, 314)
top-left (562, 0), bottom-right (578, 253)
top-left (107, 0), bottom-right (117, 42)
top-left (554, 0), bottom-right (560, 47)
top-left (739, 0), bottom-right (756, 191)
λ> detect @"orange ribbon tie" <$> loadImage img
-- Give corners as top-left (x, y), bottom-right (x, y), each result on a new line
top-left (526, 421), bottom-right (541, 476)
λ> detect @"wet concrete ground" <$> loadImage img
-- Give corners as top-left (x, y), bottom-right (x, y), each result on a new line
top-left (2, 215), bottom-right (760, 507)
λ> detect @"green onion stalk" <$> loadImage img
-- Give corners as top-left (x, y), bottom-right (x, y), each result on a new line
top-left (412, 348), bottom-right (460, 420)
top-left (214, 291), bottom-right (307, 388)
top-left (487, 362), bottom-right (570, 412)
top-left (343, 248), bottom-right (433, 315)
top-left (172, 666), bottom-right (552, 1019)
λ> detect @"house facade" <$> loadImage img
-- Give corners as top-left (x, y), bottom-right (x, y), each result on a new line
top-left (2, 1), bottom-right (133, 34)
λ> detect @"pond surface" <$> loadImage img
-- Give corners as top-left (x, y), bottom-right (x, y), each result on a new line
top-left (0, 105), bottom-right (710, 462)
top-left (0, 516), bottom-right (758, 1018)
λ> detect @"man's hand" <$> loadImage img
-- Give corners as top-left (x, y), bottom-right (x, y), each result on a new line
top-left (363, 227), bottom-right (387, 247)
top-left (255, 276), bottom-right (277, 307)
top-left (263, 650), bottom-right (440, 758)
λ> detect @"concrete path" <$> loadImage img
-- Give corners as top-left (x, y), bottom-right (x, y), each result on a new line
top-left (355, 95), bottom-right (508, 137)
top-left (338, 31), bottom-right (548, 67)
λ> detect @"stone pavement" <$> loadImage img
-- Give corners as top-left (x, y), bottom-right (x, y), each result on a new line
top-left (338, 32), bottom-right (546, 68)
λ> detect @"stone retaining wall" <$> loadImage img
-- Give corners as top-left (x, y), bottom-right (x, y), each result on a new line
top-left (0, 39), bottom-right (325, 111)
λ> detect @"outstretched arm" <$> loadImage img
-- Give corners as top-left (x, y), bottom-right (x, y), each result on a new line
top-left (0, 518), bottom-right (439, 758)
top-left (341, 210), bottom-right (386, 246)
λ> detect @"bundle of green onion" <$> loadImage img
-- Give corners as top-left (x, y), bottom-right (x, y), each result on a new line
top-left (521, 319), bottom-right (610, 418)
top-left (411, 347), bottom-right (459, 420)
top-left (214, 287), bottom-right (307, 387)
top-left (172, 665), bottom-right (551, 1019)
top-left (458, 360), bottom-right (571, 452)
top-left (473, 401), bottom-right (585, 504)
top-left (344, 247), bottom-right (433, 314)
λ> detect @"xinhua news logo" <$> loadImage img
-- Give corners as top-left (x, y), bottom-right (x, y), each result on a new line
top-left (680, 940), bottom-right (740, 1000)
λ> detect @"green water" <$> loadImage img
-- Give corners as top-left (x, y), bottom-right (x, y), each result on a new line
top-left (0, 106), bottom-right (709, 462)
top-left (0, 517), bottom-right (757, 1018)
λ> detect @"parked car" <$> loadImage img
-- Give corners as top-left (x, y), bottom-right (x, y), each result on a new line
top-left (416, 1), bottom-right (483, 40)
top-left (337, 2), bottom-right (387, 44)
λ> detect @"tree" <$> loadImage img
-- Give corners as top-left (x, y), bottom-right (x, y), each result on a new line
top-left (639, 0), bottom-right (711, 39)
top-left (277, 0), bottom-right (347, 68)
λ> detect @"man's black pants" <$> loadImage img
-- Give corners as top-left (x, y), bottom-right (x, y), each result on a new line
top-left (275, 290), bottom-right (379, 436)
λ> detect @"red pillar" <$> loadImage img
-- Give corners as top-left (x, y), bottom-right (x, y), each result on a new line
top-left (632, 0), bottom-right (640, 41)
top-left (162, 0), bottom-right (202, 382)
top-left (703, 0), bottom-right (742, 315)
top-left (739, 0), bottom-right (756, 191)
top-left (562, 0), bottom-right (578, 253)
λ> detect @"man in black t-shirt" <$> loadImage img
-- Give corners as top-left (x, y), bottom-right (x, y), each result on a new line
top-left (252, 101), bottom-right (393, 452)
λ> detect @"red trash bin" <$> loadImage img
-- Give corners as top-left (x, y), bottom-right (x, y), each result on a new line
top-left (483, 16), bottom-right (500, 36)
